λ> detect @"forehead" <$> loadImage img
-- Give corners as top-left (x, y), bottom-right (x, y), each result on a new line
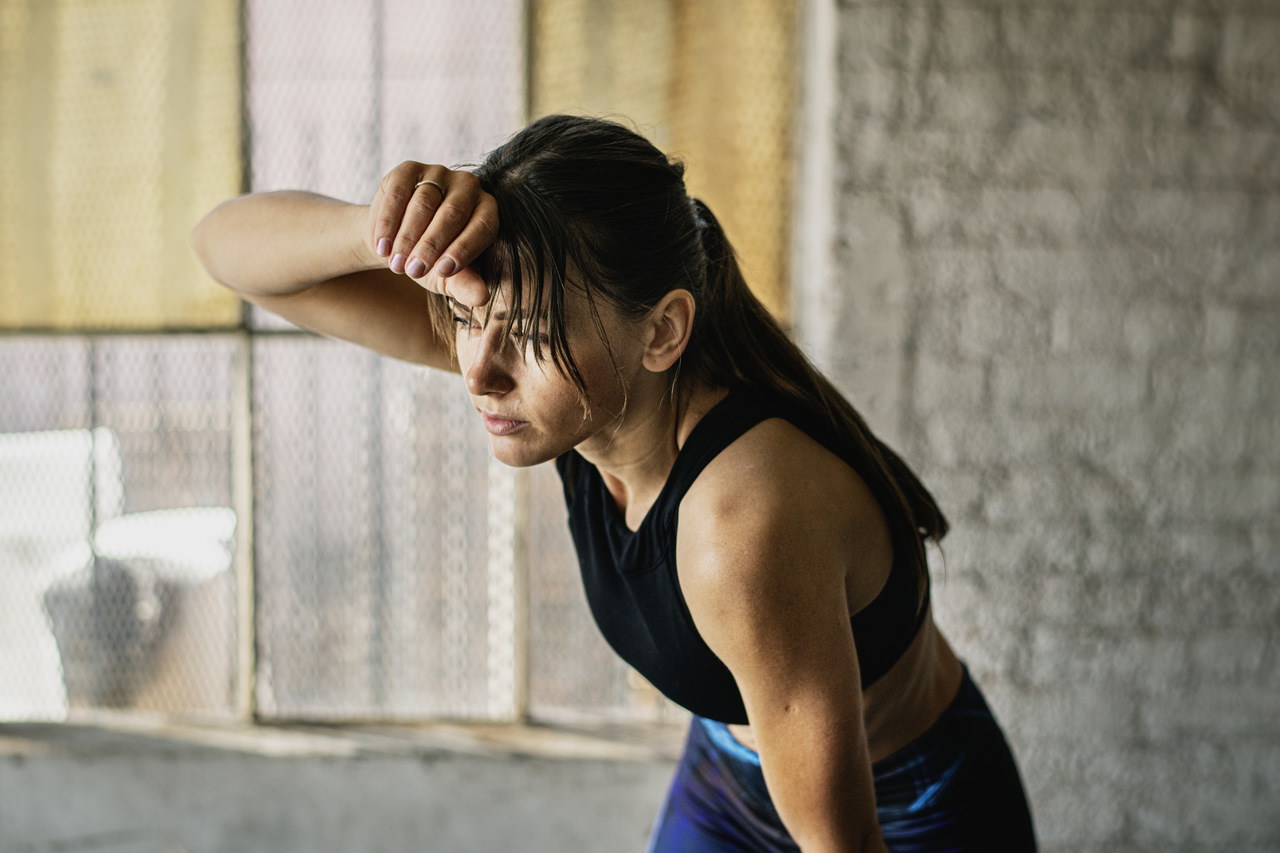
top-left (453, 275), bottom-right (602, 329)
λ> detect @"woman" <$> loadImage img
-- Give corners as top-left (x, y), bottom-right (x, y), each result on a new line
top-left (193, 114), bottom-right (1036, 852)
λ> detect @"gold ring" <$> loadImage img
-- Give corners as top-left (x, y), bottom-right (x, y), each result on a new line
top-left (414, 179), bottom-right (445, 198)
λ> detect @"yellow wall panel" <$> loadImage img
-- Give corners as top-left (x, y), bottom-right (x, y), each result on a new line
top-left (0, 0), bottom-right (241, 330)
top-left (530, 0), bottom-right (796, 322)
top-left (530, 0), bottom-right (674, 142)
top-left (670, 0), bottom-right (795, 321)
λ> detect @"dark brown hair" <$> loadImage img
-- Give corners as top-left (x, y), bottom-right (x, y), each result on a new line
top-left (430, 114), bottom-right (948, 599)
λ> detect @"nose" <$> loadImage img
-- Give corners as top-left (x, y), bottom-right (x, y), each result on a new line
top-left (464, 328), bottom-right (515, 397)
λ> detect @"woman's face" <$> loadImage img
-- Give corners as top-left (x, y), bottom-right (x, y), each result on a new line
top-left (450, 282), bottom-right (644, 467)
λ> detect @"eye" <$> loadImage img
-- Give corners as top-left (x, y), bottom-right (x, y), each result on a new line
top-left (512, 326), bottom-right (551, 351)
top-left (514, 327), bottom-right (549, 343)
top-left (447, 297), bottom-right (478, 332)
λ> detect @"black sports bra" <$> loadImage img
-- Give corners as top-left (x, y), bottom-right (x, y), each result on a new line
top-left (555, 385), bottom-right (929, 724)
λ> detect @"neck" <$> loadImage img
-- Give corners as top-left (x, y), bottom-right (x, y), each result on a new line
top-left (576, 379), bottom-right (727, 526)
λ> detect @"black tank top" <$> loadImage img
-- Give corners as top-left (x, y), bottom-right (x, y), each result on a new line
top-left (555, 385), bottom-right (929, 724)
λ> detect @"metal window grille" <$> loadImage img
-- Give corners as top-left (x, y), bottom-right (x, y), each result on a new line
top-left (1, 0), bottom-right (796, 726)
top-left (0, 336), bottom-right (238, 718)
top-left (244, 0), bottom-right (527, 721)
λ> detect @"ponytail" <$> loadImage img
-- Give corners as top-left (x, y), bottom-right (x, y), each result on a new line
top-left (685, 198), bottom-right (948, 606)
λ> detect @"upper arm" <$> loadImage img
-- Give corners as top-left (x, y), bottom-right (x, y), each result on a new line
top-left (675, 422), bottom-right (886, 851)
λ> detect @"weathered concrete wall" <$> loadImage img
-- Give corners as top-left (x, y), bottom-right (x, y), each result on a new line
top-left (806, 2), bottom-right (1280, 851)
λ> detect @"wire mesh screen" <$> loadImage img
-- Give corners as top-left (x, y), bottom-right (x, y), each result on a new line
top-left (245, 0), bottom-right (526, 331)
top-left (0, 336), bottom-right (238, 720)
top-left (251, 340), bottom-right (508, 719)
top-left (529, 0), bottom-right (798, 322)
top-left (0, 0), bottom-right (242, 330)
top-left (244, 0), bottom-right (526, 720)
top-left (3, 0), bottom-right (798, 726)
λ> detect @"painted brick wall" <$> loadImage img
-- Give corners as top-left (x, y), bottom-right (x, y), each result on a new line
top-left (809, 3), bottom-right (1280, 850)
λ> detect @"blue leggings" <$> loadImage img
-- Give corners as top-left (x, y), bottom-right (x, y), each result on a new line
top-left (645, 667), bottom-right (1037, 852)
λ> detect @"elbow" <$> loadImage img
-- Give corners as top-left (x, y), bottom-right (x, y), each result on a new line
top-left (189, 203), bottom-right (233, 289)
top-left (788, 808), bottom-right (887, 853)
top-left (190, 210), bottom-right (216, 277)
top-left (189, 204), bottom-right (217, 268)
top-left (857, 826), bottom-right (888, 853)
top-left (789, 819), bottom-right (887, 853)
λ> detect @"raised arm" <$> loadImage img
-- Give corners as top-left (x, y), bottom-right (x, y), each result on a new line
top-left (676, 420), bottom-right (893, 853)
top-left (190, 164), bottom-right (498, 371)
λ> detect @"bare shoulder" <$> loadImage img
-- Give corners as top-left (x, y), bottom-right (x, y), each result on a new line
top-left (675, 417), bottom-right (893, 610)
top-left (677, 417), bottom-right (888, 552)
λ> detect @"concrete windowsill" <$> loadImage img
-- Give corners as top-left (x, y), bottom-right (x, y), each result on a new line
top-left (2, 712), bottom-right (685, 853)
top-left (0, 713), bottom-right (688, 764)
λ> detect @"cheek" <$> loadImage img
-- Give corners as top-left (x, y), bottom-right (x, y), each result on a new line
top-left (454, 332), bottom-right (481, 374)
top-left (525, 360), bottom-right (587, 416)
top-left (568, 363), bottom-right (631, 423)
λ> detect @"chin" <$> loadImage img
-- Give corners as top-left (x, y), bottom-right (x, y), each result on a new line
top-left (488, 436), bottom-right (558, 468)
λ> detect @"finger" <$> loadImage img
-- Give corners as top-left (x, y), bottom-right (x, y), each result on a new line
top-left (443, 266), bottom-right (490, 307)
top-left (434, 192), bottom-right (499, 277)
top-left (403, 172), bottom-right (484, 277)
top-left (420, 266), bottom-right (489, 308)
top-left (388, 167), bottom-right (450, 272)
top-left (373, 161), bottom-right (427, 258)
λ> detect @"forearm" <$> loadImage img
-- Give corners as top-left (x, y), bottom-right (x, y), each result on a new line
top-left (793, 829), bottom-right (889, 853)
top-left (761, 747), bottom-right (889, 853)
top-left (798, 826), bottom-right (890, 853)
top-left (191, 191), bottom-right (378, 297)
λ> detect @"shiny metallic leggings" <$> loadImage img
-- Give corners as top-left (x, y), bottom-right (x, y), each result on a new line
top-left (645, 667), bottom-right (1037, 853)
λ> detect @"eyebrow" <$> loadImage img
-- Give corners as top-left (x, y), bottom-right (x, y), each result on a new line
top-left (446, 298), bottom-right (482, 320)
top-left (446, 298), bottom-right (543, 329)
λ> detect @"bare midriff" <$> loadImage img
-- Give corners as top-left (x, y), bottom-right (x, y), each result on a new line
top-left (724, 614), bottom-right (964, 765)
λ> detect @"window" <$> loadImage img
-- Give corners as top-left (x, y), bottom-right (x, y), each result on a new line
top-left (0, 0), bottom-right (798, 725)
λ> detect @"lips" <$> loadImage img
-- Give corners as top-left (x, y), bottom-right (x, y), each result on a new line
top-left (481, 412), bottom-right (530, 436)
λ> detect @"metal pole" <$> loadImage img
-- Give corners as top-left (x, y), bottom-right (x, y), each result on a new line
top-left (232, 331), bottom-right (256, 720)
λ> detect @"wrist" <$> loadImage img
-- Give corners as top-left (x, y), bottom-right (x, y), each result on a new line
top-left (348, 203), bottom-right (385, 272)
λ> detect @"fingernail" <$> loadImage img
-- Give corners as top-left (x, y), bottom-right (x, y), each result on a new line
top-left (376, 237), bottom-right (391, 257)
top-left (390, 253), bottom-right (406, 274)
top-left (405, 257), bottom-right (427, 278)
top-left (434, 256), bottom-right (457, 278)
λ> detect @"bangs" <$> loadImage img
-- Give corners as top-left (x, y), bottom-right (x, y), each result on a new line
top-left (433, 221), bottom-right (594, 409)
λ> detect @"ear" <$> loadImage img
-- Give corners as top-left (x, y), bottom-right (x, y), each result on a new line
top-left (641, 289), bottom-right (695, 373)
